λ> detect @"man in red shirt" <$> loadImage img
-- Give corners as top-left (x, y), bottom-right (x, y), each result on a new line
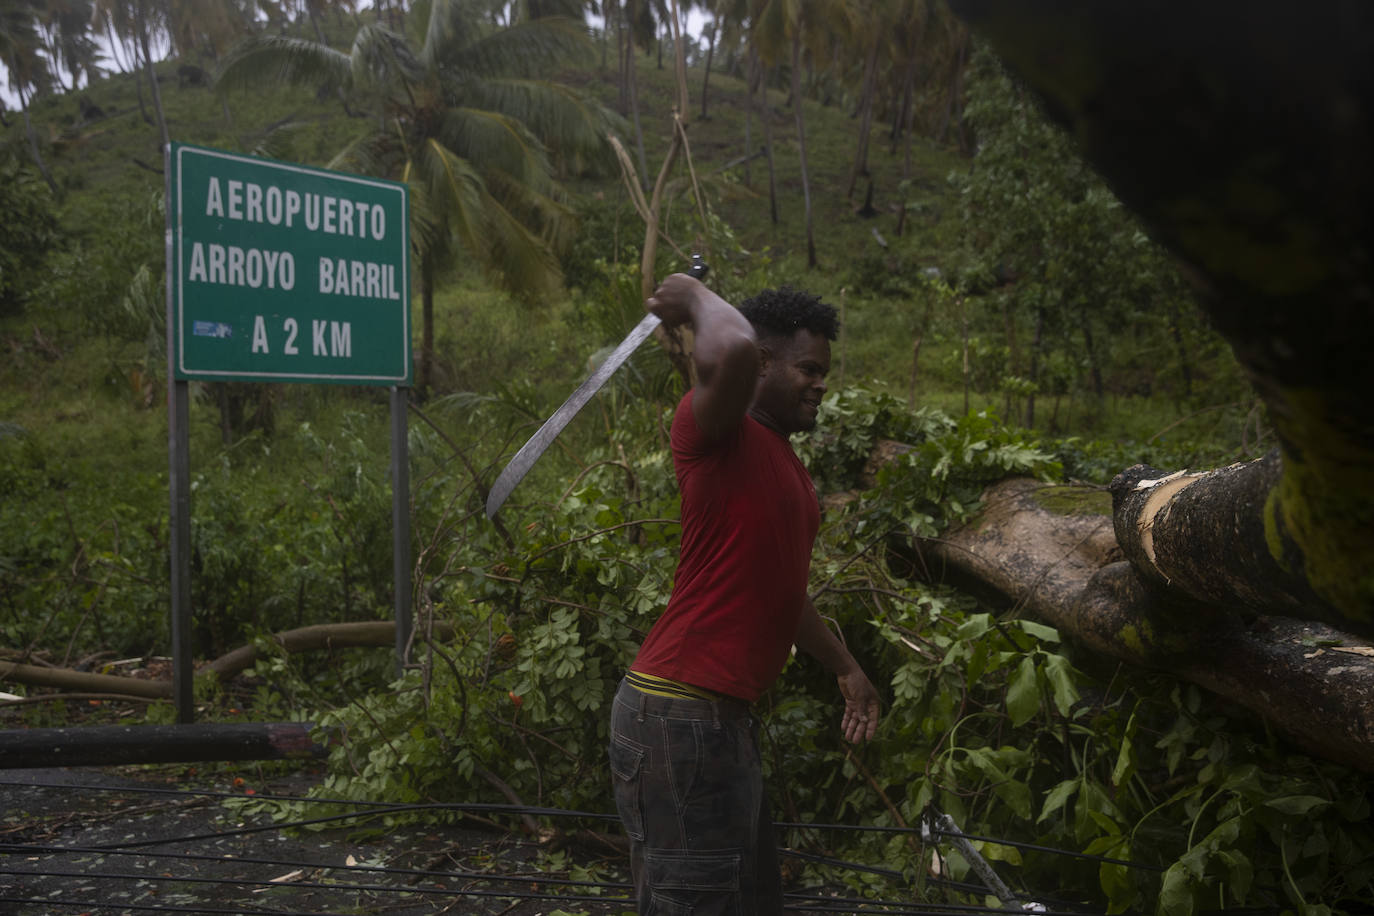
top-left (609, 273), bottom-right (882, 914)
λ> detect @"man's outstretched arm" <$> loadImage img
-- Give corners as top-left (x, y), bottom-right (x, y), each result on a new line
top-left (794, 597), bottom-right (882, 743)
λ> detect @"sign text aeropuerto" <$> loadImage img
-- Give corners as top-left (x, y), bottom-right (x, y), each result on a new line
top-left (169, 143), bottom-right (411, 385)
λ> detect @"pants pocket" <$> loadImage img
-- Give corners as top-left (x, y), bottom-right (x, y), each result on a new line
top-left (609, 732), bottom-right (647, 842)
top-left (645, 848), bottom-right (742, 916)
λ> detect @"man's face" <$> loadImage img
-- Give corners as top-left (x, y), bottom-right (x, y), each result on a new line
top-left (750, 329), bottom-right (831, 435)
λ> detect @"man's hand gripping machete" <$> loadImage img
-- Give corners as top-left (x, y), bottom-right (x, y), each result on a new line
top-left (485, 256), bottom-right (709, 519)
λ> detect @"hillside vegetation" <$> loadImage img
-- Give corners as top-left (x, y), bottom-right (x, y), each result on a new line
top-left (5, 6), bottom-right (1369, 914)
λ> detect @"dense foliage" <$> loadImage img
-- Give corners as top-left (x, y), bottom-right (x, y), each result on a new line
top-left (212, 385), bottom-right (1370, 914)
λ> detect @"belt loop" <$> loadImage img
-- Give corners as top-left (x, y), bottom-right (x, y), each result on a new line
top-left (711, 698), bottom-right (721, 730)
top-left (635, 685), bottom-right (646, 723)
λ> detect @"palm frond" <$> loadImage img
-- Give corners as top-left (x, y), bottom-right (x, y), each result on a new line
top-left (404, 179), bottom-right (451, 266)
top-left (250, 122), bottom-right (310, 162)
top-left (349, 22), bottom-right (426, 95)
top-left (441, 16), bottom-right (592, 80)
top-left (435, 106), bottom-right (553, 192)
top-left (482, 166), bottom-right (577, 254)
top-left (415, 138), bottom-right (490, 257)
top-left (474, 186), bottom-right (565, 304)
top-left (460, 78), bottom-right (621, 170)
top-left (325, 129), bottom-right (415, 183)
top-left (418, 0), bottom-right (483, 72)
top-left (214, 34), bottom-right (350, 95)
top-left (418, 140), bottom-right (563, 303)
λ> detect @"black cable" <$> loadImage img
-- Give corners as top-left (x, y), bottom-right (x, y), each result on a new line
top-left (778, 819), bottom-right (1165, 873)
top-left (926, 828), bottom-right (1167, 874)
top-left (4, 778), bottom-right (1164, 874)
top-left (0, 898), bottom-right (365, 916)
top-left (780, 845), bottom-right (907, 880)
top-left (2, 774), bottom-right (1163, 915)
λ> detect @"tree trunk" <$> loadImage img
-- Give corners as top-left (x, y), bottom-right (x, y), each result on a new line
top-left (790, 32), bottom-right (817, 268)
top-left (895, 53), bottom-right (917, 238)
top-left (1109, 456), bottom-right (1332, 625)
top-left (845, 36), bottom-right (880, 201)
top-left (909, 476), bottom-right (1374, 774)
top-left (1025, 304), bottom-right (1045, 427)
top-left (419, 254), bottom-right (435, 394)
top-left (616, 4), bottom-right (627, 112)
top-left (1079, 303), bottom-right (1104, 399)
top-left (18, 92), bottom-right (59, 194)
top-left (0, 621), bottom-right (455, 703)
top-left (0, 722), bottom-right (327, 768)
top-left (761, 64), bottom-right (779, 225)
top-left (961, 298), bottom-right (971, 414)
top-left (625, 19), bottom-right (649, 189)
top-left (1166, 300), bottom-right (1194, 396)
top-left (135, 0), bottom-right (170, 150)
top-left (744, 49), bottom-right (755, 186)
top-left (909, 297), bottom-right (935, 408)
top-left (309, 8), bottom-right (328, 46)
top-left (699, 20), bottom-right (716, 120)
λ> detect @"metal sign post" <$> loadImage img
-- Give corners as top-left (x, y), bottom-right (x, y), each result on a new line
top-left (166, 143), bottom-right (413, 722)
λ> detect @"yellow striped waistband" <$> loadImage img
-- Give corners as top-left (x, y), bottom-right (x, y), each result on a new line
top-left (625, 670), bottom-right (720, 701)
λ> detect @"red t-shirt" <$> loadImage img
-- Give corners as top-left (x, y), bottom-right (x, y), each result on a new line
top-left (631, 390), bottom-right (820, 702)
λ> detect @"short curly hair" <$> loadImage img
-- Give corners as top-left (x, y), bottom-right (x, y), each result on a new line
top-left (737, 285), bottom-right (839, 343)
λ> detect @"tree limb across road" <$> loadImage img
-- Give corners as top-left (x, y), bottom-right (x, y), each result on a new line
top-left (0, 621), bottom-right (453, 703)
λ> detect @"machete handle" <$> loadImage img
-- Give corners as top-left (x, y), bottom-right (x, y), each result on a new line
top-left (687, 255), bottom-right (710, 281)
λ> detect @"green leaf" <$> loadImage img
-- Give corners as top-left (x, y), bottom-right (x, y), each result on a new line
top-left (1265, 795), bottom-right (1331, 816)
top-left (1157, 864), bottom-right (1195, 916)
top-left (1015, 619), bottom-right (1061, 643)
top-left (1095, 835), bottom-right (1133, 912)
top-left (994, 778), bottom-right (1033, 820)
top-left (1040, 653), bottom-right (1080, 717)
top-left (1216, 848), bottom-right (1253, 901)
top-left (957, 613), bottom-right (993, 640)
top-left (1005, 655), bottom-right (1040, 727)
top-left (1111, 719), bottom-right (1136, 788)
top-left (1038, 778), bottom-right (1078, 824)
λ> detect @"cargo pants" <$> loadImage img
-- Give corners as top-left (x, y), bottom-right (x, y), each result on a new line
top-left (608, 677), bottom-right (783, 915)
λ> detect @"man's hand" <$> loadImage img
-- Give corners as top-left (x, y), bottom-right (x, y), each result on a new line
top-left (646, 273), bottom-right (710, 328)
top-left (838, 668), bottom-right (881, 744)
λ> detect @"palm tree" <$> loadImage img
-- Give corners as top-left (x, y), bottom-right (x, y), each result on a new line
top-left (216, 1), bottom-right (622, 393)
top-left (35, 0), bottom-right (102, 92)
top-left (93, 0), bottom-right (171, 149)
top-left (1, 0), bottom-right (59, 191)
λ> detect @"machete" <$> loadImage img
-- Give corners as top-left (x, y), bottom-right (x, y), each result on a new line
top-left (485, 256), bottom-right (709, 518)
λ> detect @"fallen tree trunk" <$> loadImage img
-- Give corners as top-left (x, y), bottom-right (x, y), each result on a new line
top-left (917, 478), bottom-right (1374, 772)
top-left (0, 660), bottom-right (171, 699)
top-left (206, 620), bottom-right (452, 682)
top-left (0, 621), bottom-right (452, 700)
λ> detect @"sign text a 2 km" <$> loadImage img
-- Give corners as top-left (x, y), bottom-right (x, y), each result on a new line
top-left (170, 142), bottom-right (411, 385)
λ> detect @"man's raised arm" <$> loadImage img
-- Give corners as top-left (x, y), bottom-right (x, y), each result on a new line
top-left (646, 274), bottom-right (759, 442)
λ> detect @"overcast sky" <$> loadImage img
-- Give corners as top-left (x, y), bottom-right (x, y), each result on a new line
top-left (2, 8), bottom-right (710, 113)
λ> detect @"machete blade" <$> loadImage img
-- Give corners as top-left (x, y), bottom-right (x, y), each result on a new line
top-left (485, 258), bottom-right (707, 518)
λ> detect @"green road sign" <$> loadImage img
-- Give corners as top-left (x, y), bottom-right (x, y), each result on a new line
top-left (169, 142), bottom-right (411, 385)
